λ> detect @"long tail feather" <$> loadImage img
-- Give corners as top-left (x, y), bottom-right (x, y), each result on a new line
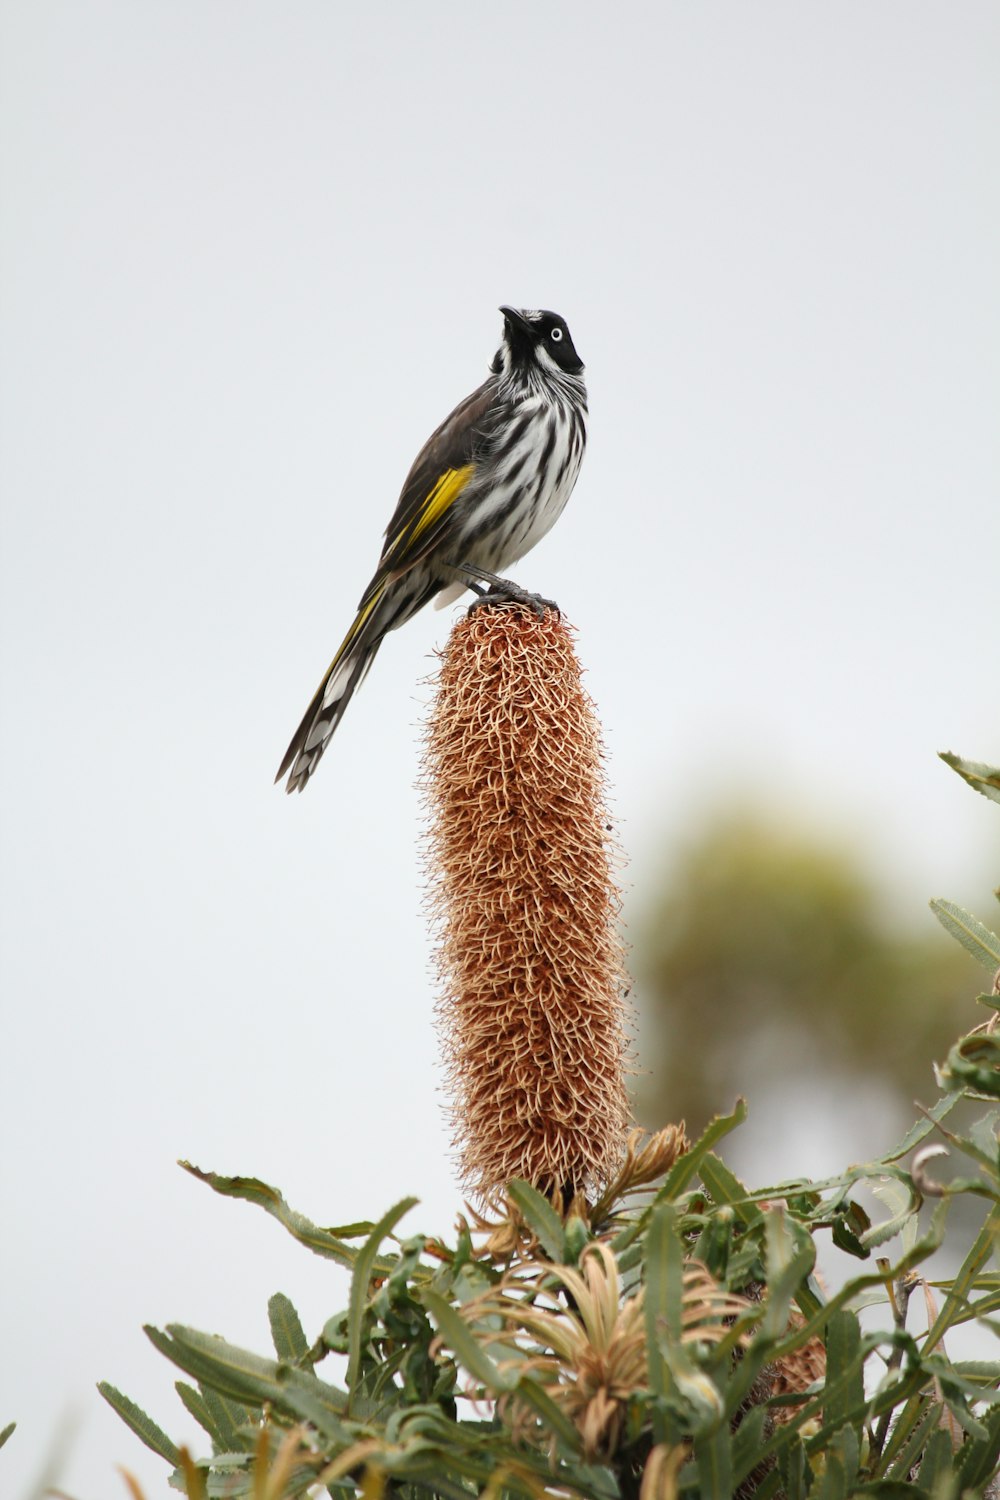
top-left (277, 563), bottom-right (444, 791)
top-left (276, 583), bottom-right (392, 793)
top-left (276, 636), bottom-right (383, 793)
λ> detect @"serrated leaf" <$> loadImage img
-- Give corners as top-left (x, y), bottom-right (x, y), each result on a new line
top-left (954, 1402), bottom-right (1000, 1488)
top-left (929, 900), bottom-right (1000, 970)
top-left (880, 1092), bottom-right (964, 1164)
top-left (761, 1208), bottom-right (816, 1339)
top-left (180, 1163), bottom-right (398, 1273)
top-left (869, 1178), bottom-right (919, 1256)
top-left (939, 751), bottom-right (1000, 806)
top-left (914, 1426), bottom-right (954, 1494)
top-left (505, 1179), bottom-right (566, 1261)
top-left (268, 1292), bottom-right (308, 1364)
top-left (655, 1099), bottom-right (748, 1203)
top-left (694, 1418), bottom-right (732, 1500)
top-left (97, 1382), bottom-right (180, 1465)
top-left (860, 1181), bottom-right (920, 1252)
top-left (698, 1152), bottom-right (764, 1223)
top-left (200, 1387), bottom-right (252, 1450)
top-left (173, 1383), bottom-right (221, 1446)
top-left (346, 1196), bottom-right (418, 1393)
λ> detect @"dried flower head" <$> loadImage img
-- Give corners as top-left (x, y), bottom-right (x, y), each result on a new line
top-left (767, 1313), bottom-right (827, 1424)
top-left (424, 604), bottom-right (631, 1203)
top-left (459, 1243), bottom-right (752, 1463)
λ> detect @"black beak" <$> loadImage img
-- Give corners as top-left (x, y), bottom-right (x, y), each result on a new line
top-left (499, 305), bottom-right (533, 336)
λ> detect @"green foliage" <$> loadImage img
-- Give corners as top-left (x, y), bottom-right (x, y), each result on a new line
top-left (98, 754), bottom-right (1000, 1498)
top-left (634, 805), bottom-right (982, 1137)
top-left (100, 1085), bottom-right (1000, 1499)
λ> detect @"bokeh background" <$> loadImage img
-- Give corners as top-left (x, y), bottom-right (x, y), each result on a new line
top-left (2, 3), bottom-right (997, 1495)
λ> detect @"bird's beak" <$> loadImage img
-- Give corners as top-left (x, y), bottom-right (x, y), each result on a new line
top-left (499, 305), bottom-right (533, 336)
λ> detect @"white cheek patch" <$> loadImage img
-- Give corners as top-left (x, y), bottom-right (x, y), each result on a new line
top-left (534, 343), bottom-right (560, 375)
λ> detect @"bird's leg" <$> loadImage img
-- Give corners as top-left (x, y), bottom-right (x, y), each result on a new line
top-left (448, 562), bottom-right (560, 620)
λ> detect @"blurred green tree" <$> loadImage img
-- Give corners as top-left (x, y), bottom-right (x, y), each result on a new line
top-left (633, 811), bottom-right (980, 1137)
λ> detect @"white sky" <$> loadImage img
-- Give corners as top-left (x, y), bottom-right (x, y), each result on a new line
top-left (1, 3), bottom-right (998, 1495)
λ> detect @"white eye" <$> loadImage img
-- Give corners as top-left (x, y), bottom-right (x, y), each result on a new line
top-left (550, 327), bottom-right (563, 342)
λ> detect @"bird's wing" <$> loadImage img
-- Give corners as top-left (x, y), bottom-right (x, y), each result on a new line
top-left (366, 377), bottom-right (499, 597)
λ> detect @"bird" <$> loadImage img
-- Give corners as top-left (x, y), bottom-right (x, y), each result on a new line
top-left (276, 306), bottom-right (587, 793)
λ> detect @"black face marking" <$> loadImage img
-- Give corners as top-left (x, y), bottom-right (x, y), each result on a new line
top-left (533, 310), bottom-right (584, 374)
top-left (498, 307), bottom-right (584, 375)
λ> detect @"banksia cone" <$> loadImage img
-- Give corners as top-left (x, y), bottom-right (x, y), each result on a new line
top-left (424, 604), bottom-right (631, 1204)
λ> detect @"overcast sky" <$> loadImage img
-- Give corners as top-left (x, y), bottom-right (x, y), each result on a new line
top-left (2, 3), bottom-right (998, 1495)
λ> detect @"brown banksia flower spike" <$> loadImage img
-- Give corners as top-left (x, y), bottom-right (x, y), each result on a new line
top-left (423, 603), bottom-right (632, 1205)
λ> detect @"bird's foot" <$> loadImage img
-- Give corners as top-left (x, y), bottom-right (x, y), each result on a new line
top-left (454, 563), bottom-right (559, 620)
top-left (467, 579), bottom-right (559, 620)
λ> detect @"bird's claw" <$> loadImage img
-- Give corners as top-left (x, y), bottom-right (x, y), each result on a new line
top-left (466, 579), bottom-right (560, 620)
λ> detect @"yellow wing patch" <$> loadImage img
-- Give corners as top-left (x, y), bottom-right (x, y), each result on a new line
top-left (392, 464), bottom-right (475, 553)
top-left (338, 583), bottom-right (386, 657)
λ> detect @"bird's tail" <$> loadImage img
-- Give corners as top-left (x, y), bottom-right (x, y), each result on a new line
top-left (276, 586), bottom-right (389, 793)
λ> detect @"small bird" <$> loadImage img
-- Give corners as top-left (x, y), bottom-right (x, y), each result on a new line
top-left (276, 306), bottom-right (587, 793)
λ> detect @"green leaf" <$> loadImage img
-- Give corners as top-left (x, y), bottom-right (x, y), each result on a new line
top-left (814, 1443), bottom-right (847, 1500)
top-left (824, 1311), bottom-right (864, 1444)
top-left (643, 1200), bottom-right (685, 1445)
top-left (939, 1391), bottom-right (988, 1442)
top-left (180, 1162), bottom-right (399, 1273)
top-left (760, 1207), bottom-right (816, 1340)
top-left (694, 1418), bottom-right (733, 1500)
top-left (954, 1402), bottom-right (1000, 1489)
top-left (97, 1382), bottom-right (181, 1465)
top-left (268, 1291), bottom-right (308, 1364)
top-left (730, 1404), bottom-right (768, 1487)
top-left (913, 1425), bottom-right (953, 1494)
top-left (145, 1324), bottom-right (349, 1418)
top-left (869, 1179), bottom-right (921, 1256)
top-left (937, 1032), bottom-right (1000, 1098)
top-left (173, 1383), bottom-right (220, 1445)
top-left (880, 1092), bottom-right (965, 1163)
top-left (274, 1366), bottom-right (361, 1446)
top-left (420, 1288), bottom-right (514, 1393)
top-left (506, 1179), bottom-right (567, 1260)
top-left (0, 1423), bottom-right (14, 1452)
top-left (939, 751), bottom-right (1000, 806)
top-left (656, 1099), bottom-right (749, 1203)
top-left (200, 1387), bottom-right (252, 1450)
top-left (967, 1110), bottom-right (1000, 1166)
top-left (778, 1432), bottom-right (807, 1500)
top-left (929, 900), bottom-right (1000, 970)
top-left (698, 1152), bottom-right (765, 1224)
top-left (771, 1204), bottom-right (945, 1376)
top-left (346, 1196), bottom-right (418, 1392)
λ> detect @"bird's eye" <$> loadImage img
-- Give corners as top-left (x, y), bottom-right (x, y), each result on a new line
top-left (550, 327), bottom-right (564, 342)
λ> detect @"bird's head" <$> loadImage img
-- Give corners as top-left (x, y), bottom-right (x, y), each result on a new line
top-left (491, 306), bottom-right (584, 380)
